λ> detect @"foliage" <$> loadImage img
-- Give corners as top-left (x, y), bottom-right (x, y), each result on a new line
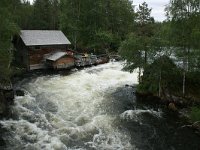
top-left (185, 71), bottom-right (200, 97)
top-left (135, 2), bottom-right (155, 64)
top-left (60, 0), bottom-right (135, 52)
top-left (166, 0), bottom-right (200, 57)
top-left (137, 56), bottom-right (182, 96)
top-left (31, 0), bottom-right (60, 30)
top-left (19, 1), bottom-right (34, 29)
top-left (119, 0), bottom-right (200, 100)
top-left (119, 33), bottom-right (143, 72)
top-left (165, 0), bottom-right (200, 96)
top-left (119, 2), bottom-right (155, 82)
top-left (0, 0), bottom-right (19, 81)
top-left (190, 107), bottom-right (200, 122)
top-left (119, 2), bottom-right (155, 68)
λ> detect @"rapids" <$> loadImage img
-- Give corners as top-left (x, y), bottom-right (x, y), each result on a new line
top-left (0, 62), bottom-right (200, 150)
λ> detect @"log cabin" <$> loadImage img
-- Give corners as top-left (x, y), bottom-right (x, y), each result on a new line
top-left (13, 30), bottom-right (74, 70)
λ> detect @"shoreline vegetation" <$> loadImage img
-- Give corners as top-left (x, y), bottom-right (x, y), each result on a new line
top-left (118, 1), bottom-right (200, 129)
top-left (136, 90), bottom-right (200, 134)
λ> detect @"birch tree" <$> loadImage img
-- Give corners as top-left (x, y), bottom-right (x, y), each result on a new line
top-left (166, 0), bottom-right (200, 96)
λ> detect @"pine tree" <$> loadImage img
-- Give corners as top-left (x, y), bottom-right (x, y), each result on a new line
top-left (136, 2), bottom-right (154, 65)
top-left (119, 2), bottom-right (155, 83)
top-left (32, 0), bottom-right (52, 29)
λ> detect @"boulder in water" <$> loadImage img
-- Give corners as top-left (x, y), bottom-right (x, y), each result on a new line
top-left (168, 103), bottom-right (178, 111)
top-left (15, 89), bottom-right (25, 96)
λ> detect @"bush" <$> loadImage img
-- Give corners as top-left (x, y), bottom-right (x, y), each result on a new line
top-left (138, 56), bottom-right (183, 96)
top-left (190, 107), bottom-right (200, 122)
top-left (186, 71), bottom-right (200, 98)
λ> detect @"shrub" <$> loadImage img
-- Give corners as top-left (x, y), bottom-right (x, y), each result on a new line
top-left (190, 107), bottom-right (200, 122)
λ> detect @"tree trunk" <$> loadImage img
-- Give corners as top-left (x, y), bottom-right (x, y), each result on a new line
top-left (187, 47), bottom-right (190, 71)
top-left (138, 67), bottom-right (141, 83)
top-left (159, 70), bottom-right (162, 97)
top-left (74, 33), bottom-right (77, 50)
top-left (144, 50), bottom-right (147, 65)
top-left (183, 71), bottom-right (186, 97)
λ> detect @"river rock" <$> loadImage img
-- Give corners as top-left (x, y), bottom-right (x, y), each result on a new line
top-left (192, 121), bottom-right (200, 131)
top-left (168, 103), bottom-right (178, 111)
top-left (15, 89), bottom-right (25, 96)
top-left (0, 92), bottom-right (6, 115)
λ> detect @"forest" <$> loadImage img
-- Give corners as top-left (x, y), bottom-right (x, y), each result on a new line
top-left (0, 0), bottom-right (200, 121)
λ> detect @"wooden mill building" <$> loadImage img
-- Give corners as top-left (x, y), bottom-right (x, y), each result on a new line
top-left (13, 30), bottom-right (74, 70)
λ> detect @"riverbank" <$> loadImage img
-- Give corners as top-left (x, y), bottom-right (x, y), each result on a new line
top-left (136, 91), bottom-right (200, 108)
top-left (135, 91), bottom-right (200, 134)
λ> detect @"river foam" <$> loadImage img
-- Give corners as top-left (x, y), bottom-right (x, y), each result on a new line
top-left (120, 109), bottom-right (162, 122)
top-left (1, 62), bottom-right (139, 150)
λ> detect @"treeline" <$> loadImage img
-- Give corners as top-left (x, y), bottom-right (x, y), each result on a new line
top-left (0, 0), bottom-right (135, 82)
top-left (119, 0), bottom-right (200, 102)
top-left (1, 0), bottom-right (135, 52)
top-left (60, 0), bottom-right (134, 52)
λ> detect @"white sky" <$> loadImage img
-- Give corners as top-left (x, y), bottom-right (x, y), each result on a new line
top-left (28, 0), bottom-right (169, 22)
top-left (133, 0), bottom-right (170, 22)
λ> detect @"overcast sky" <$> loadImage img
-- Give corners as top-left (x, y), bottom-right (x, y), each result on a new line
top-left (28, 0), bottom-right (169, 22)
top-left (133, 0), bottom-right (169, 21)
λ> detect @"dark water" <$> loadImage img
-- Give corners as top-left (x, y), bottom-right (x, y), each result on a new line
top-left (111, 87), bottom-right (200, 150)
top-left (0, 62), bottom-right (199, 150)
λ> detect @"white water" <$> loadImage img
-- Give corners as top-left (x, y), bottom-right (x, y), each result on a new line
top-left (1, 62), bottom-right (141, 150)
top-left (120, 109), bottom-right (162, 123)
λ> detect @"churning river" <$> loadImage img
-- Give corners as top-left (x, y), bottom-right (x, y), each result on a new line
top-left (0, 62), bottom-right (200, 150)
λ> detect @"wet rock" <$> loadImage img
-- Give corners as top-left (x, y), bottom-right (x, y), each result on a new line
top-left (125, 84), bottom-right (129, 87)
top-left (15, 89), bottom-right (25, 96)
top-left (136, 92), bottom-right (161, 104)
top-left (181, 121), bottom-right (200, 134)
top-left (0, 90), bottom-right (14, 117)
top-left (192, 121), bottom-right (200, 131)
top-left (168, 103), bottom-right (178, 111)
top-left (0, 92), bottom-right (6, 115)
top-left (125, 84), bottom-right (135, 88)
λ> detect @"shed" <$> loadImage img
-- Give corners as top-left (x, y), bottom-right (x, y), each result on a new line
top-left (46, 51), bottom-right (75, 69)
top-left (13, 30), bottom-right (71, 70)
